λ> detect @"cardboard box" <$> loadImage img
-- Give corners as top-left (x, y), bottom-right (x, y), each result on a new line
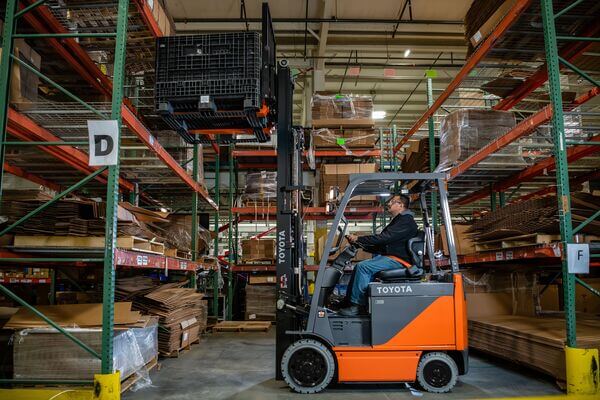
top-left (469, 0), bottom-right (517, 48)
top-left (0, 39), bottom-right (41, 104)
top-left (312, 128), bottom-right (376, 149)
top-left (319, 163), bottom-right (378, 205)
top-left (248, 275), bottom-right (277, 285)
top-left (241, 239), bottom-right (276, 262)
top-left (148, 0), bottom-right (175, 36)
top-left (179, 317), bottom-right (199, 348)
top-left (439, 224), bottom-right (476, 255)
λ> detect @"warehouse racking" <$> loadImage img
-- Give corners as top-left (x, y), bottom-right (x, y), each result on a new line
top-left (0, 0), bottom-right (598, 396)
top-left (389, 0), bottom-right (599, 350)
top-left (0, 0), bottom-right (219, 391)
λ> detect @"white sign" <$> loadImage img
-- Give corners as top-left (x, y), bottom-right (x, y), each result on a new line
top-left (567, 243), bottom-right (590, 274)
top-left (88, 120), bottom-right (119, 166)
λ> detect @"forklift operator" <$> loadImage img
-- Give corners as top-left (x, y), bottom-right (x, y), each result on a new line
top-left (339, 194), bottom-right (417, 316)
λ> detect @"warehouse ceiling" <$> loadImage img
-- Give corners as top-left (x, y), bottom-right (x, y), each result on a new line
top-left (169, 0), bottom-right (474, 130)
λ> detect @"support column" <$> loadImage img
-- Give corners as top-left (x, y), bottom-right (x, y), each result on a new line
top-left (101, 0), bottom-right (129, 375)
top-left (541, 0), bottom-right (576, 351)
top-left (0, 0), bottom-right (18, 196)
top-left (499, 191), bottom-right (506, 208)
top-left (427, 78), bottom-right (438, 230)
top-left (190, 142), bottom-right (199, 289)
top-left (212, 150), bottom-right (220, 317)
top-left (227, 144), bottom-right (234, 320)
top-left (490, 187), bottom-right (497, 211)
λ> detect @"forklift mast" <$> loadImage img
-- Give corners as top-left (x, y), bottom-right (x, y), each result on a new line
top-left (275, 62), bottom-right (304, 379)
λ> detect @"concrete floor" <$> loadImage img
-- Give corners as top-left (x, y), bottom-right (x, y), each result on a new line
top-left (124, 330), bottom-right (562, 400)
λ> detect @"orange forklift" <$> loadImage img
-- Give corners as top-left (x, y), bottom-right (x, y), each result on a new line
top-left (274, 72), bottom-right (468, 392)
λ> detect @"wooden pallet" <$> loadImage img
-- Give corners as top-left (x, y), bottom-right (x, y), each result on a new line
top-left (121, 356), bottom-right (159, 393)
top-left (212, 321), bottom-right (271, 332)
top-left (474, 234), bottom-right (561, 252)
top-left (12, 235), bottom-right (165, 255)
top-left (164, 248), bottom-right (191, 259)
top-left (119, 236), bottom-right (165, 255)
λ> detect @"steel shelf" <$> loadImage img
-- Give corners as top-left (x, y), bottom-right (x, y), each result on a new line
top-left (11, 0), bottom-right (218, 210)
top-left (0, 277), bottom-right (51, 284)
top-left (436, 243), bottom-right (599, 268)
top-left (391, 0), bottom-right (600, 208)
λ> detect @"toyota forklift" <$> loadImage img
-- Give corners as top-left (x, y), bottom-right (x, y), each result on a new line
top-left (274, 66), bottom-right (468, 394)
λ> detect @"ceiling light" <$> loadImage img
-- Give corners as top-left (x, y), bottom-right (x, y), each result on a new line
top-left (160, 207), bottom-right (168, 213)
top-left (404, 49), bottom-right (411, 58)
top-left (372, 111), bottom-right (386, 120)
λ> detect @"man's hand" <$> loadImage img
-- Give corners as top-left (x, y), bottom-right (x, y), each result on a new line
top-left (346, 234), bottom-right (359, 243)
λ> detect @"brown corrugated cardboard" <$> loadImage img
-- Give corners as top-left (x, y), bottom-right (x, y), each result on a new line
top-left (440, 224), bottom-right (476, 255)
top-left (4, 302), bottom-right (140, 329)
top-left (241, 239), bottom-right (276, 262)
top-left (319, 163), bottom-right (378, 205)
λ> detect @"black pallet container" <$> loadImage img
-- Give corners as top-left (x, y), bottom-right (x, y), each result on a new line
top-left (155, 32), bottom-right (262, 112)
top-left (154, 4), bottom-right (277, 144)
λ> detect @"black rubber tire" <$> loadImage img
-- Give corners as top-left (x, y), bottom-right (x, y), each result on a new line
top-left (416, 352), bottom-right (459, 393)
top-left (281, 339), bottom-right (336, 394)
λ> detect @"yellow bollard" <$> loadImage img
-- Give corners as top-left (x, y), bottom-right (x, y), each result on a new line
top-left (565, 346), bottom-right (599, 395)
top-left (92, 372), bottom-right (121, 400)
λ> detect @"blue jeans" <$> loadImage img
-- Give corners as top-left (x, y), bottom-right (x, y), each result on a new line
top-left (348, 255), bottom-right (403, 306)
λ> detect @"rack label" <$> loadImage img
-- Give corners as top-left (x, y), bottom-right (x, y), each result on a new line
top-left (88, 120), bottom-right (119, 166)
top-left (567, 243), bottom-right (589, 274)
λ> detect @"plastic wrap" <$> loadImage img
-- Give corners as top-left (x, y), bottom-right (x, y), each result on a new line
top-left (158, 215), bottom-right (211, 255)
top-left (436, 109), bottom-right (524, 171)
top-left (310, 128), bottom-right (377, 154)
top-left (311, 94), bottom-right (373, 120)
top-left (243, 171), bottom-right (277, 203)
top-left (12, 324), bottom-right (157, 390)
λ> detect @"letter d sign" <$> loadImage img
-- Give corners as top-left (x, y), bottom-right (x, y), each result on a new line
top-left (88, 120), bottom-right (119, 166)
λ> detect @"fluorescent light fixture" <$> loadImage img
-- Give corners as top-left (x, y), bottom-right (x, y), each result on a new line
top-left (404, 49), bottom-right (411, 58)
top-left (379, 193), bottom-right (391, 197)
top-left (372, 111), bottom-right (386, 120)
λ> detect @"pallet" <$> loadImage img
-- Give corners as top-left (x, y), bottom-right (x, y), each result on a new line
top-left (119, 236), bottom-right (165, 255)
top-left (121, 356), bottom-right (159, 393)
top-left (242, 200), bottom-right (277, 208)
top-left (13, 235), bottom-right (165, 255)
top-left (164, 248), bottom-right (192, 259)
top-left (474, 233), bottom-right (561, 252)
top-left (212, 321), bottom-right (271, 332)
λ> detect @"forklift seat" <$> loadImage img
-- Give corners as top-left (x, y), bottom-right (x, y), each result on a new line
top-left (374, 231), bottom-right (425, 282)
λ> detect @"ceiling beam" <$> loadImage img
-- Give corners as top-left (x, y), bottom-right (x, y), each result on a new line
top-left (173, 17), bottom-right (463, 25)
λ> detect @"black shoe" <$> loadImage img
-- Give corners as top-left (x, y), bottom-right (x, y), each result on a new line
top-left (339, 305), bottom-right (365, 316)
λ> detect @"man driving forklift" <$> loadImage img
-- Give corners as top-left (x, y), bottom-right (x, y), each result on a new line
top-left (340, 194), bottom-right (418, 316)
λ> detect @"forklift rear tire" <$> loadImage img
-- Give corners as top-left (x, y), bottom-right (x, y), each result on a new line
top-left (281, 339), bottom-right (336, 394)
top-left (416, 352), bottom-right (459, 393)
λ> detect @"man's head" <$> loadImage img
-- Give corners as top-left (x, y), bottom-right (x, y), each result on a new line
top-left (386, 194), bottom-right (410, 217)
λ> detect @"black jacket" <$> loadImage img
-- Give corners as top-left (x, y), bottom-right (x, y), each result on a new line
top-left (356, 211), bottom-right (418, 260)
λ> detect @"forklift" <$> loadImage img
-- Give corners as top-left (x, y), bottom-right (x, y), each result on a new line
top-left (275, 65), bottom-right (468, 394)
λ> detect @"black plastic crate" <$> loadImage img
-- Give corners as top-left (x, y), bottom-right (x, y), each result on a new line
top-left (155, 32), bottom-right (262, 111)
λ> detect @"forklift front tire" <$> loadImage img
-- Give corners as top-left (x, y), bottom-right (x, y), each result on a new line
top-left (416, 351), bottom-right (459, 393)
top-left (281, 339), bottom-right (336, 394)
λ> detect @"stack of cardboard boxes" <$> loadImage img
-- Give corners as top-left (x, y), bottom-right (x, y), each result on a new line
top-left (311, 94), bottom-right (377, 153)
top-left (241, 239), bottom-right (276, 263)
top-left (319, 163), bottom-right (378, 206)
